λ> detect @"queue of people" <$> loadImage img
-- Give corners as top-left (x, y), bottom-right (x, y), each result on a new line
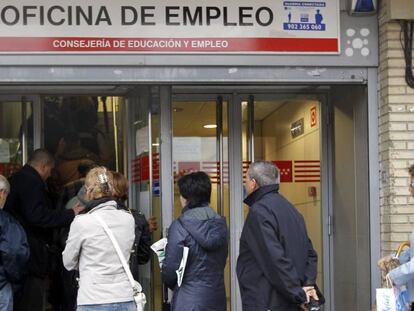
top-left (0, 148), bottom-right (325, 311)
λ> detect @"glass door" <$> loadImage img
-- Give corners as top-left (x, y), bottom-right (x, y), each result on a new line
top-left (241, 94), bottom-right (325, 293)
top-left (127, 86), bottom-right (163, 311)
top-left (171, 94), bottom-right (231, 309)
top-left (0, 96), bottom-right (36, 177)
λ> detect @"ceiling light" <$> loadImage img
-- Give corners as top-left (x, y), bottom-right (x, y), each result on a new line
top-left (152, 143), bottom-right (160, 146)
top-left (203, 124), bottom-right (217, 129)
top-left (173, 107), bottom-right (184, 112)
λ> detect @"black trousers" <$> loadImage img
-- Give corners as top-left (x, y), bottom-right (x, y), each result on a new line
top-left (14, 276), bottom-right (46, 311)
top-left (411, 303), bottom-right (414, 311)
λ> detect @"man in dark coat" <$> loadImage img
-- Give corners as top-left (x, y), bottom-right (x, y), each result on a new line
top-left (237, 161), bottom-right (319, 311)
top-left (0, 175), bottom-right (29, 311)
top-left (4, 149), bottom-right (84, 311)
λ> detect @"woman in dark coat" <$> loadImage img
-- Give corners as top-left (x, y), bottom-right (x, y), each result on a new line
top-left (162, 171), bottom-right (228, 311)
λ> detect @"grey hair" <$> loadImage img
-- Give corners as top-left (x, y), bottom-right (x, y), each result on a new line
top-left (28, 149), bottom-right (55, 166)
top-left (247, 161), bottom-right (279, 187)
top-left (0, 175), bottom-right (10, 193)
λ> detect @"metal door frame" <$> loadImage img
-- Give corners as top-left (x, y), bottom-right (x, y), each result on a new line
top-left (170, 91), bottom-right (243, 310)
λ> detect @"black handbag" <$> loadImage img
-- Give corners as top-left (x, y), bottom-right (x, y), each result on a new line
top-left (129, 209), bottom-right (152, 280)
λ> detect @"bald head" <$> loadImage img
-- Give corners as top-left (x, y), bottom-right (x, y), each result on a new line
top-left (28, 149), bottom-right (55, 167)
top-left (28, 149), bottom-right (55, 181)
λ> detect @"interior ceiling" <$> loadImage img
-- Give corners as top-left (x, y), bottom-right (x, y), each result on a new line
top-left (173, 101), bottom-right (218, 137)
top-left (173, 99), bottom-right (301, 137)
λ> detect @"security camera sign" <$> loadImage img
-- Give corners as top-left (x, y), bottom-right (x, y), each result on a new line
top-left (0, 0), bottom-right (339, 54)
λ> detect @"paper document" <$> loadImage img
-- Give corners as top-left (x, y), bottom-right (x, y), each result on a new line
top-left (151, 238), bottom-right (168, 268)
top-left (176, 246), bottom-right (189, 287)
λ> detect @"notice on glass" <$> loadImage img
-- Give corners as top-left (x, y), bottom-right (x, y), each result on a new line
top-left (173, 137), bottom-right (201, 161)
top-left (0, 139), bottom-right (10, 163)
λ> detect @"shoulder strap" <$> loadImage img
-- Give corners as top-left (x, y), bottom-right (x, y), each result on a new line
top-left (92, 213), bottom-right (137, 290)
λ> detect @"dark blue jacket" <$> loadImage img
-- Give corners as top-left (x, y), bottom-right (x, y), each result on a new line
top-left (4, 164), bottom-right (75, 278)
top-left (0, 209), bottom-right (30, 290)
top-left (162, 205), bottom-right (228, 311)
top-left (237, 184), bottom-right (318, 311)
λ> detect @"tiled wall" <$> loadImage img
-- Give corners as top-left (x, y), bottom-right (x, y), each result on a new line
top-left (258, 100), bottom-right (323, 284)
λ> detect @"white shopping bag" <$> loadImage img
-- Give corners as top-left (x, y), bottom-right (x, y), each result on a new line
top-left (176, 246), bottom-right (189, 287)
top-left (151, 238), bottom-right (168, 268)
top-left (376, 287), bottom-right (397, 311)
top-left (377, 285), bottom-right (409, 311)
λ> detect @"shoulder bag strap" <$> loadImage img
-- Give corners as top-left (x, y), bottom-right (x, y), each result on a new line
top-left (92, 213), bottom-right (137, 290)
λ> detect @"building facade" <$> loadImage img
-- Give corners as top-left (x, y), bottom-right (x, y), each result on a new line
top-left (378, 0), bottom-right (414, 257)
top-left (2, 0), bottom-right (413, 310)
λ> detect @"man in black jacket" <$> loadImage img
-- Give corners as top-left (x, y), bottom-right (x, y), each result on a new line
top-left (4, 149), bottom-right (84, 311)
top-left (0, 174), bottom-right (29, 311)
top-left (237, 161), bottom-right (318, 311)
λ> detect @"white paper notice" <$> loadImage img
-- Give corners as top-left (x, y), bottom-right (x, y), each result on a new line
top-left (173, 137), bottom-right (201, 161)
top-left (0, 139), bottom-right (10, 163)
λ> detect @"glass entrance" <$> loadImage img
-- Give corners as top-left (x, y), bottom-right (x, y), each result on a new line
top-left (132, 90), bottom-right (328, 311)
top-left (241, 94), bottom-right (325, 289)
top-left (0, 84), bottom-right (372, 311)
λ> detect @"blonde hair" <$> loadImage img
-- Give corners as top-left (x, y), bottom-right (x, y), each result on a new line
top-left (112, 171), bottom-right (129, 201)
top-left (85, 167), bottom-right (113, 200)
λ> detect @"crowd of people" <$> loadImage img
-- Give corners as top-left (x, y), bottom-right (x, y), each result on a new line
top-left (0, 147), bottom-right (326, 311)
top-left (0, 148), bottom-right (155, 311)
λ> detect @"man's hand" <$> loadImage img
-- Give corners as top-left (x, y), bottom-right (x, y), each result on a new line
top-left (148, 216), bottom-right (158, 233)
top-left (302, 286), bottom-right (319, 302)
top-left (299, 303), bottom-right (309, 311)
top-left (72, 202), bottom-right (85, 216)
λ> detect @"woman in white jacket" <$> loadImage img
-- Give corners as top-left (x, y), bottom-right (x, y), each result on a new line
top-left (62, 167), bottom-right (135, 311)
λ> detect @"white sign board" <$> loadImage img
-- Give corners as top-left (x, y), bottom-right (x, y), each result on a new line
top-left (0, 0), bottom-right (340, 54)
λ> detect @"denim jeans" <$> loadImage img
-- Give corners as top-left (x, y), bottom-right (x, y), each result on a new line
top-left (0, 283), bottom-right (13, 311)
top-left (77, 301), bottom-right (135, 311)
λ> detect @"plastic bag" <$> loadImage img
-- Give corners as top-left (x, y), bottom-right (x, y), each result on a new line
top-left (376, 285), bottom-right (409, 311)
top-left (151, 238), bottom-right (168, 268)
top-left (376, 287), bottom-right (397, 311)
top-left (395, 285), bottom-right (409, 311)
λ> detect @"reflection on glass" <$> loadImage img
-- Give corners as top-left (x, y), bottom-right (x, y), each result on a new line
top-left (0, 100), bottom-right (33, 178)
top-left (172, 99), bottom-right (230, 310)
top-left (42, 96), bottom-right (125, 187)
top-left (242, 98), bottom-right (323, 288)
